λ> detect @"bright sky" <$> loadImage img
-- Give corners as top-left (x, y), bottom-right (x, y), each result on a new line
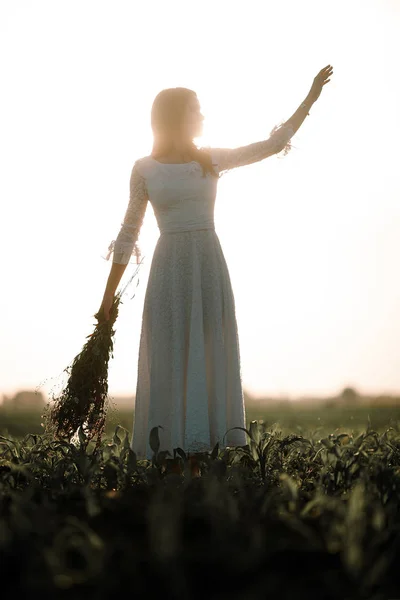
top-left (1, 0), bottom-right (399, 404)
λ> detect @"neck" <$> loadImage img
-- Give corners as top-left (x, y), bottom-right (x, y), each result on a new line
top-left (169, 138), bottom-right (193, 157)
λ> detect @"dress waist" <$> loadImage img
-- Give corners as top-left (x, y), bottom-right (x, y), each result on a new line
top-left (160, 225), bottom-right (215, 236)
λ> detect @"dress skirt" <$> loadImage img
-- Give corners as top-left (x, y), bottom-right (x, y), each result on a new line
top-left (130, 228), bottom-right (247, 460)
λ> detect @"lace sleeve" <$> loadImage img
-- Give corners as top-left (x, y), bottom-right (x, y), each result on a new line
top-left (103, 161), bottom-right (149, 265)
top-left (210, 123), bottom-right (294, 174)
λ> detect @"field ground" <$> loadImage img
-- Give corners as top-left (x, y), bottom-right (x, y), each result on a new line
top-left (1, 402), bottom-right (399, 441)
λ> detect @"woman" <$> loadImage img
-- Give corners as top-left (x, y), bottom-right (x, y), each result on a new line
top-left (99, 65), bottom-right (333, 460)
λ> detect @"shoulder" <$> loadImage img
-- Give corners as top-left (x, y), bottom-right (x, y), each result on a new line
top-left (132, 156), bottom-right (153, 179)
top-left (134, 156), bottom-right (150, 171)
top-left (200, 146), bottom-right (220, 162)
top-left (200, 146), bottom-right (214, 160)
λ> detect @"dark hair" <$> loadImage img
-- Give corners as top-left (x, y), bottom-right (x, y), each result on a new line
top-left (150, 87), bottom-right (219, 179)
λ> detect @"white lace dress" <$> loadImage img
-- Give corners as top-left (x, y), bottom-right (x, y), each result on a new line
top-left (105, 124), bottom-right (294, 460)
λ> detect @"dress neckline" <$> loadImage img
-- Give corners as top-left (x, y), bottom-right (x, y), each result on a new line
top-left (149, 156), bottom-right (197, 166)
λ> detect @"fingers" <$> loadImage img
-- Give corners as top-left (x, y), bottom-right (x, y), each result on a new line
top-left (319, 65), bottom-right (333, 83)
top-left (320, 65), bottom-right (333, 76)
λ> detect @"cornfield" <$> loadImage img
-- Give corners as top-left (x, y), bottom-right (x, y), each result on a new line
top-left (0, 419), bottom-right (400, 599)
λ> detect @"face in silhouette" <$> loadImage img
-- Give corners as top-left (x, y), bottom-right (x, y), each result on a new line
top-left (182, 95), bottom-right (204, 139)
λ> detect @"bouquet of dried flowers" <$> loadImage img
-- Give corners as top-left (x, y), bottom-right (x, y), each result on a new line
top-left (42, 260), bottom-right (143, 452)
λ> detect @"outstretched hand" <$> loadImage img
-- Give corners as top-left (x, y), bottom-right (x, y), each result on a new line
top-left (309, 65), bottom-right (333, 103)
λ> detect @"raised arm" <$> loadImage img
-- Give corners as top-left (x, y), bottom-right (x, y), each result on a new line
top-left (207, 123), bottom-right (294, 173)
top-left (104, 160), bottom-right (149, 266)
top-left (207, 65), bottom-right (333, 174)
top-left (206, 93), bottom-right (316, 174)
top-left (281, 92), bottom-right (315, 135)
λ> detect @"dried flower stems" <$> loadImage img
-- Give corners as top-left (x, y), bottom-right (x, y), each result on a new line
top-left (42, 258), bottom-right (145, 452)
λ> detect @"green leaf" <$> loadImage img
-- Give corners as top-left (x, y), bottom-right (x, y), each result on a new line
top-left (149, 426), bottom-right (162, 455)
top-left (123, 431), bottom-right (130, 449)
top-left (127, 448), bottom-right (137, 473)
top-left (113, 431), bottom-right (121, 446)
top-left (211, 442), bottom-right (219, 460)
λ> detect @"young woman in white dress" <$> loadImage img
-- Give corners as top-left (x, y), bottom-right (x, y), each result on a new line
top-left (99, 65), bottom-right (333, 460)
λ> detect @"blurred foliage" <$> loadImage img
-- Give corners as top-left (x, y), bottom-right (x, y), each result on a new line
top-left (0, 414), bottom-right (400, 599)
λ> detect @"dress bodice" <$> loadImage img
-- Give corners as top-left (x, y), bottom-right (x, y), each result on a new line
top-left (105, 123), bottom-right (294, 265)
top-left (136, 157), bottom-right (219, 236)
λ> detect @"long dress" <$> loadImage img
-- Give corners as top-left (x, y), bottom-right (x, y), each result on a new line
top-left (105, 123), bottom-right (294, 460)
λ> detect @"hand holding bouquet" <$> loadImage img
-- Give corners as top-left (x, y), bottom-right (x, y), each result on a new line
top-left (42, 259), bottom-right (144, 450)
